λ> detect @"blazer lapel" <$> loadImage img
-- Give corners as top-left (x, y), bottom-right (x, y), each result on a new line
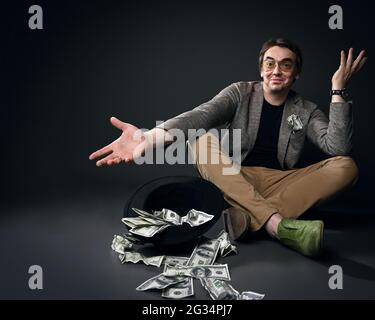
top-left (277, 91), bottom-right (302, 169)
top-left (248, 82), bottom-right (264, 150)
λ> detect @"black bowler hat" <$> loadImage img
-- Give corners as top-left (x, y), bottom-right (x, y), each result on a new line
top-left (124, 176), bottom-right (225, 246)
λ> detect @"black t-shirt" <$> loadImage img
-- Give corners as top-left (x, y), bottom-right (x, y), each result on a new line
top-left (241, 99), bottom-right (284, 169)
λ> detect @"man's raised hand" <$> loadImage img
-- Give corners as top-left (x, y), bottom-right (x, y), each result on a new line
top-left (332, 48), bottom-right (367, 90)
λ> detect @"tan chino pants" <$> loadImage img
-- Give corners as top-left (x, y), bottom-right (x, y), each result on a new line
top-left (191, 133), bottom-right (359, 231)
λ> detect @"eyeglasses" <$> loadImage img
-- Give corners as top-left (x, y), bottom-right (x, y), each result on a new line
top-left (263, 59), bottom-right (294, 72)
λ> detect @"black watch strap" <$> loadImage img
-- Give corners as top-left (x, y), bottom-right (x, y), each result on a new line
top-left (331, 88), bottom-right (348, 99)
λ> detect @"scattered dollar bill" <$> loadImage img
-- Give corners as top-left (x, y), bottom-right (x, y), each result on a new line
top-left (200, 278), bottom-right (265, 300)
top-left (217, 230), bottom-right (238, 257)
top-left (136, 273), bottom-right (186, 291)
top-left (162, 277), bottom-right (194, 299)
top-left (162, 256), bottom-right (189, 267)
top-left (119, 251), bottom-right (164, 267)
top-left (239, 291), bottom-right (265, 300)
top-left (200, 277), bottom-right (240, 300)
top-left (187, 238), bottom-right (221, 266)
top-left (111, 235), bottom-right (133, 254)
top-left (160, 237), bottom-right (220, 299)
top-left (163, 264), bottom-right (231, 281)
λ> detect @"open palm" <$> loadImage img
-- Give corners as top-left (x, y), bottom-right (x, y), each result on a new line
top-left (89, 117), bottom-right (147, 167)
top-left (332, 48), bottom-right (367, 89)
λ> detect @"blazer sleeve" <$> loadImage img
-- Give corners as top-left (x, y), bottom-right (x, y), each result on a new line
top-left (306, 102), bottom-right (353, 155)
top-left (156, 82), bottom-right (241, 137)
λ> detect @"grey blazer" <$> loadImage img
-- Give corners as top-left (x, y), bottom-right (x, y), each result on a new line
top-left (157, 81), bottom-right (353, 169)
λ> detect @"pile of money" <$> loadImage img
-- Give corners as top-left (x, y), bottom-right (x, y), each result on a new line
top-left (111, 224), bottom-right (264, 300)
top-left (111, 210), bottom-right (265, 300)
top-left (136, 237), bottom-right (223, 299)
top-left (121, 208), bottom-right (214, 238)
top-left (135, 236), bottom-right (264, 299)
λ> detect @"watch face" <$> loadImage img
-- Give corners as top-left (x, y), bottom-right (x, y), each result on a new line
top-left (340, 90), bottom-right (349, 99)
top-left (331, 90), bottom-right (348, 98)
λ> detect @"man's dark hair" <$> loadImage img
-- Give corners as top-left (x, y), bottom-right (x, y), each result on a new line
top-left (259, 38), bottom-right (303, 74)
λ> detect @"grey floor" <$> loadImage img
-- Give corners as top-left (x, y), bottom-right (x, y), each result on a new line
top-left (1, 188), bottom-right (375, 300)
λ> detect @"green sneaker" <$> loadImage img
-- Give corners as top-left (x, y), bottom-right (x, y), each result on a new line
top-left (277, 218), bottom-right (324, 257)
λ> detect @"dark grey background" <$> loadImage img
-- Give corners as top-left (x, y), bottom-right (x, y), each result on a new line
top-left (1, 0), bottom-right (374, 299)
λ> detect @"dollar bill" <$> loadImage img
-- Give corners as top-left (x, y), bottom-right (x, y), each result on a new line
top-left (122, 216), bottom-right (167, 228)
top-left (162, 256), bottom-right (189, 267)
top-left (239, 291), bottom-right (265, 300)
top-left (162, 277), bottom-right (194, 299)
top-left (120, 218), bottom-right (138, 229)
top-left (153, 208), bottom-right (182, 225)
top-left (136, 273), bottom-right (186, 291)
top-left (161, 257), bottom-right (193, 299)
top-left (163, 264), bottom-right (231, 281)
top-left (138, 216), bottom-right (169, 225)
top-left (122, 232), bottom-right (144, 244)
top-left (217, 230), bottom-right (238, 257)
top-left (111, 235), bottom-right (133, 254)
top-left (131, 208), bottom-right (167, 222)
top-left (181, 209), bottom-right (214, 227)
top-left (200, 277), bottom-right (240, 300)
top-left (187, 238), bottom-right (221, 266)
top-left (153, 208), bottom-right (214, 227)
top-left (200, 277), bottom-right (265, 300)
top-left (129, 224), bottom-right (170, 237)
top-left (119, 251), bottom-right (164, 267)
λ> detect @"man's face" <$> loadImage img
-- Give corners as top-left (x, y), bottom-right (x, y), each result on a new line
top-left (260, 46), bottom-right (299, 93)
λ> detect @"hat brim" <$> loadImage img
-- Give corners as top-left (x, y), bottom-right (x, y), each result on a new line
top-left (124, 176), bottom-right (224, 246)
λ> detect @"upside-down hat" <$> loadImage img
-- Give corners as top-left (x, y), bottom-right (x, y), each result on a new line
top-left (124, 176), bottom-right (225, 246)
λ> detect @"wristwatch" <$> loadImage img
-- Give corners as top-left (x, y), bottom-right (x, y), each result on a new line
top-left (330, 88), bottom-right (349, 100)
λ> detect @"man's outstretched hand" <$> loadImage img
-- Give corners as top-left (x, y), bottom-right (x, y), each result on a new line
top-left (89, 117), bottom-right (148, 167)
top-left (331, 48), bottom-right (367, 90)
